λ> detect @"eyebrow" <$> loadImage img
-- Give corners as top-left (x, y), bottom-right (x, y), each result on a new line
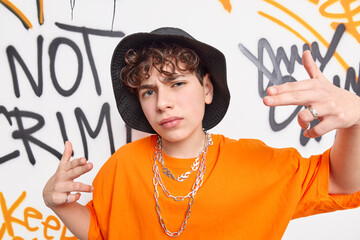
top-left (163, 74), bottom-right (186, 82)
top-left (138, 74), bottom-right (187, 90)
top-left (138, 84), bottom-right (154, 90)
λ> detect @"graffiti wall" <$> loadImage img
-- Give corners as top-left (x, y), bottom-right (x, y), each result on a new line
top-left (0, 0), bottom-right (359, 239)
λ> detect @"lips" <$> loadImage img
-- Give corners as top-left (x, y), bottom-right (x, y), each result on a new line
top-left (159, 117), bottom-right (183, 129)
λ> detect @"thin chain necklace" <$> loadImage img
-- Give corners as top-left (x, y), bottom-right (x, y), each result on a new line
top-left (157, 135), bottom-right (209, 182)
top-left (152, 132), bottom-right (213, 237)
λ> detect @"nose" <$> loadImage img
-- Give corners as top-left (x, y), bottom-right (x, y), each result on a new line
top-left (156, 87), bottom-right (173, 112)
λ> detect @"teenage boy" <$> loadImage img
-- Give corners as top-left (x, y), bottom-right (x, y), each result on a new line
top-left (43, 27), bottom-right (360, 239)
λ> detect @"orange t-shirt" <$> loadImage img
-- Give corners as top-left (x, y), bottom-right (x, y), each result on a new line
top-left (86, 134), bottom-right (360, 239)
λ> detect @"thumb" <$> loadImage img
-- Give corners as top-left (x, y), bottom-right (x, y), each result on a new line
top-left (60, 141), bottom-right (73, 163)
top-left (302, 50), bottom-right (322, 79)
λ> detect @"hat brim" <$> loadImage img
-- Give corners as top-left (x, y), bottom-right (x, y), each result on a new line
top-left (111, 27), bottom-right (230, 134)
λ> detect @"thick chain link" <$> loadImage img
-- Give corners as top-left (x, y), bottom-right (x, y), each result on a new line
top-left (152, 132), bottom-right (212, 237)
top-left (153, 150), bottom-right (207, 201)
top-left (156, 135), bottom-right (209, 182)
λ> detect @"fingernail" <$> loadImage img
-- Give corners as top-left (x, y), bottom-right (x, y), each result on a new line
top-left (268, 87), bottom-right (277, 95)
top-left (264, 96), bottom-right (273, 105)
top-left (87, 162), bottom-right (93, 170)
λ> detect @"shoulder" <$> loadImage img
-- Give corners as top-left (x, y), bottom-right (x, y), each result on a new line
top-left (212, 133), bottom-right (302, 161)
top-left (113, 135), bottom-right (155, 157)
top-left (94, 135), bottom-right (156, 178)
top-left (212, 133), bottom-right (274, 151)
top-left (212, 134), bottom-right (307, 180)
top-left (110, 135), bottom-right (156, 163)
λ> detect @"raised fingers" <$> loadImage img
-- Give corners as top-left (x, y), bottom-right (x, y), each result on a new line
top-left (302, 50), bottom-right (322, 79)
top-left (304, 117), bottom-right (335, 138)
top-left (62, 181), bottom-right (94, 193)
top-left (264, 88), bottom-right (317, 107)
top-left (263, 78), bottom-right (322, 107)
top-left (60, 141), bottom-right (73, 163)
top-left (267, 79), bottom-right (314, 96)
top-left (298, 108), bottom-right (312, 130)
top-left (43, 142), bottom-right (94, 208)
top-left (297, 107), bottom-right (322, 130)
top-left (62, 157), bottom-right (87, 171)
top-left (65, 192), bottom-right (81, 204)
top-left (64, 159), bottom-right (93, 180)
top-left (298, 105), bottom-right (345, 138)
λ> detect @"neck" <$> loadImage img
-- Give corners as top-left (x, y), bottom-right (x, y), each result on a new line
top-left (161, 129), bottom-right (206, 159)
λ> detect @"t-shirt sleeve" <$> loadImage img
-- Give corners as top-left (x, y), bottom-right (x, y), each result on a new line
top-left (85, 200), bottom-right (103, 240)
top-left (292, 148), bottom-right (360, 219)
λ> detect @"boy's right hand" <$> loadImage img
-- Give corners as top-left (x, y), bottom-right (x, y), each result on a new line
top-left (43, 141), bottom-right (94, 209)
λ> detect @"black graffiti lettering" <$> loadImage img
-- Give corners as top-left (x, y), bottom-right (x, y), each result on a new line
top-left (6, 35), bottom-right (44, 98)
top-left (344, 67), bottom-right (360, 95)
top-left (0, 106), bottom-right (20, 164)
top-left (56, 112), bottom-right (68, 143)
top-left (56, 112), bottom-right (74, 157)
top-left (333, 75), bottom-right (341, 88)
top-left (0, 103), bottom-right (119, 165)
top-left (238, 39), bottom-right (303, 99)
top-left (49, 37), bottom-right (83, 97)
top-left (239, 24), bottom-right (344, 99)
top-left (269, 105), bottom-right (302, 132)
top-left (75, 102), bottom-right (115, 160)
top-left (309, 24), bottom-right (359, 97)
top-left (55, 22), bottom-right (125, 96)
top-left (239, 39), bottom-right (304, 132)
top-left (11, 108), bottom-right (62, 165)
top-left (5, 23), bottom-right (124, 99)
top-left (0, 106), bottom-right (62, 165)
top-left (305, 24), bottom-right (345, 73)
top-left (239, 24), bottom-right (347, 145)
top-left (0, 151), bottom-right (20, 165)
top-left (239, 38), bottom-right (277, 98)
top-left (275, 45), bottom-right (302, 75)
top-left (1, 23), bottom-right (128, 166)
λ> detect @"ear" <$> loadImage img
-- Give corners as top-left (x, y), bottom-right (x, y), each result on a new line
top-left (203, 74), bottom-right (214, 104)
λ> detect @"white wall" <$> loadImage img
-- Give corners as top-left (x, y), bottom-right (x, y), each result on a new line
top-left (0, 0), bottom-right (359, 239)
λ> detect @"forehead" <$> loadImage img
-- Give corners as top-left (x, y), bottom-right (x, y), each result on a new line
top-left (139, 61), bottom-right (192, 85)
top-left (140, 69), bottom-right (191, 87)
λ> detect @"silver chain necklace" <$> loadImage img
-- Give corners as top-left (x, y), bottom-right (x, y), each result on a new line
top-left (152, 132), bottom-right (213, 237)
top-left (156, 135), bottom-right (209, 182)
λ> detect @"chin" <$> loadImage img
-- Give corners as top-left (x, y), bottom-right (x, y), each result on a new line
top-left (156, 130), bottom-right (187, 143)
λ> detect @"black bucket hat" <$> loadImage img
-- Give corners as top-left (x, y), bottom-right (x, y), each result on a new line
top-left (110, 27), bottom-right (230, 134)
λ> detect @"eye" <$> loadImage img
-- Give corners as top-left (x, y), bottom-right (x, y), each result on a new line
top-left (172, 81), bottom-right (185, 87)
top-left (142, 89), bottom-right (155, 97)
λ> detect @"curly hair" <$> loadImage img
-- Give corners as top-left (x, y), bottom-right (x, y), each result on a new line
top-left (120, 42), bottom-right (207, 93)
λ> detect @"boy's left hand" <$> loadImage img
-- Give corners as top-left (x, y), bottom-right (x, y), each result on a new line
top-left (263, 50), bottom-right (360, 138)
